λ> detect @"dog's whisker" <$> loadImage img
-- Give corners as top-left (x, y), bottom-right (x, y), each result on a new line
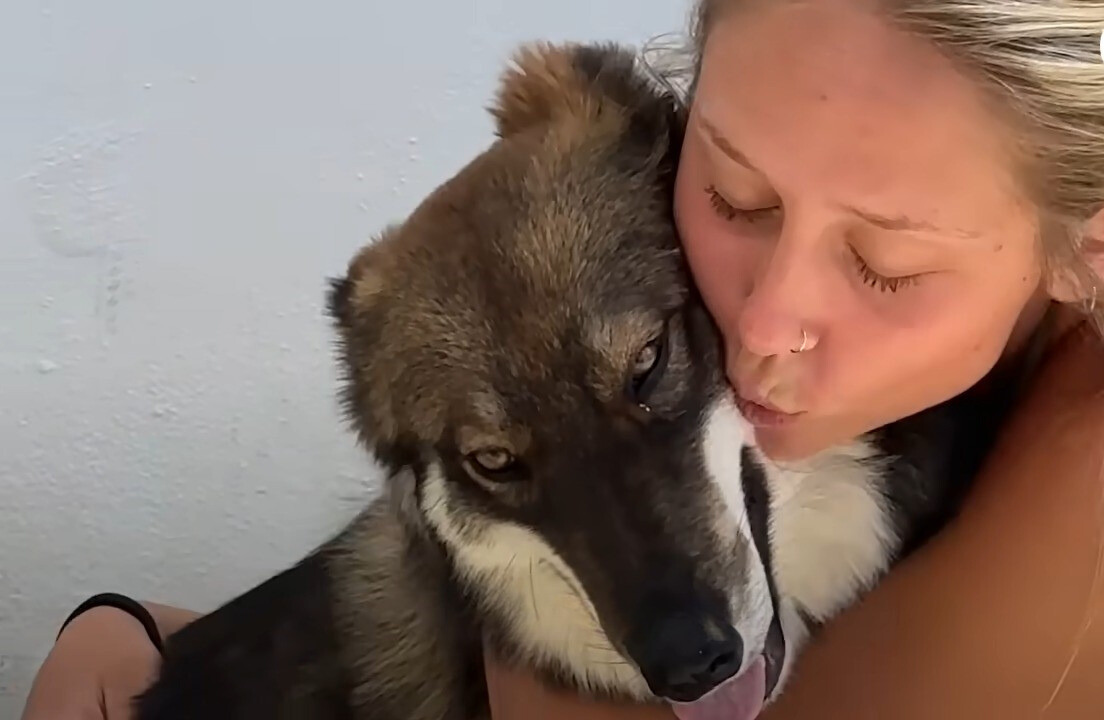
top-left (536, 558), bottom-right (603, 627)
top-left (583, 644), bottom-right (622, 656)
top-left (528, 558), bottom-right (539, 620)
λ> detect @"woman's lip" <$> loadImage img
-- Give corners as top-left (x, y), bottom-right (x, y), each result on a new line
top-left (734, 394), bottom-right (803, 428)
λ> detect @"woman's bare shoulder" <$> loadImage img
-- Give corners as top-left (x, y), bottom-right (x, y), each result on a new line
top-left (761, 323), bottom-right (1104, 720)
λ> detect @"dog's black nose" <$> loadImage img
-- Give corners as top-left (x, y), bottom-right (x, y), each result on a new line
top-left (626, 612), bottom-right (744, 702)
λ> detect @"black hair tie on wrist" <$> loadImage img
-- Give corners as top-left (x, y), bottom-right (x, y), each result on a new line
top-left (56, 592), bottom-right (165, 655)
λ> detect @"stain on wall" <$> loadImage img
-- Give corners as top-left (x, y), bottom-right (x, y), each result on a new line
top-left (0, 0), bottom-right (686, 713)
top-left (25, 124), bottom-right (145, 339)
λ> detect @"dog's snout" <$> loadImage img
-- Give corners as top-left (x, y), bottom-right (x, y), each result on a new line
top-left (626, 611), bottom-right (744, 702)
top-left (661, 634), bottom-right (743, 702)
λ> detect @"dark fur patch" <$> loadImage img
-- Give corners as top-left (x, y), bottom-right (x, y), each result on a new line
top-left (326, 276), bottom-right (354, 331)
top-left (133, 555), bottom-right (355, 719)
top-left (872, 349), bottom-right (1027, 559)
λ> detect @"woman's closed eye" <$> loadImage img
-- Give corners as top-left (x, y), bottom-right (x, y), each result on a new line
top-left (706, 184), bottom-right (924, 295)
top-left (705, 185), bottom-right (780, 225)
top-left (848, 246), bottom-right (920, 294)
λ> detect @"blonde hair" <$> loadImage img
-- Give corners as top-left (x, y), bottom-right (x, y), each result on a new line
top-left (642, 0), bottom-right (1104, 333)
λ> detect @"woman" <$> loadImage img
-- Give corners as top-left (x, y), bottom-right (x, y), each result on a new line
top-left (23, 0), bottom-right (1104, 718)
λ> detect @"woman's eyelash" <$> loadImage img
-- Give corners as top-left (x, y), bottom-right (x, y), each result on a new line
top-left (705, 185), bottom-right (919, 294)
top-left (706, 185), bottom-right (739, 220)
top-left (705, 186), bottom-right (777, 224)
top-left (848, 246), bottom-right (918, 294)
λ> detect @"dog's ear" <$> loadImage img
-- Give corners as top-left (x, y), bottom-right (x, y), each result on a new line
top-left (489, 41), bottom-right (632, 138)
top-left (326, 229), bottom-right (402, 455)
top-left (490, 42), bottom-right (590, 138)
top-left (490, 41), bottom-right (685, 155)
top-left (325, 275), bottom-right (356, 331)
top-left (326, 229), bottom-right (396, 332)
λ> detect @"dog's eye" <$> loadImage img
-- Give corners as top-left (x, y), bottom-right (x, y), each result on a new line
top-left (467, 448), bottom-right (517, 475)
top-left (627, 326), bottom-right (670, 403)
top-left (633, 342), bottom-right (659, 376)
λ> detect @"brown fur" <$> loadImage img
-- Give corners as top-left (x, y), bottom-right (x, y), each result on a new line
top-left (331, 42), bottom-right (687, 468)
top-left (489, 41), bottom-right (614, 137)
top-left (135, 40), bottom-right (717, 720)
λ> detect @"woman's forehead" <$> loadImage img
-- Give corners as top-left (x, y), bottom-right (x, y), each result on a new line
top-left (693, 2), bottom-right (1028, 243)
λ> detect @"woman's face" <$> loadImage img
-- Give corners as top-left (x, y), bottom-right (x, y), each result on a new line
top-left (675, 0), bottom-right (1050, 460)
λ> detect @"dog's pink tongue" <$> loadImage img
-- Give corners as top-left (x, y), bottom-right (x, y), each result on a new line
top-left (668, 656), bottom-right (765, 720)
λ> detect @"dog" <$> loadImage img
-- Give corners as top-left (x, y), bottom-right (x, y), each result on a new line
top-left (134, 41), bottom-right (1019, 720)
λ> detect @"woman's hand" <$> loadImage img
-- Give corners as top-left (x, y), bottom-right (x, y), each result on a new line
top-left (21, 602), bottom-right (199, 720)
top-left (484, 650), bottom-right (674, 720)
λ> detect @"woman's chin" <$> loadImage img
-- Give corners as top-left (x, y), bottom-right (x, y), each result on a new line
top-left (751, 422), bottom-right (833, 463)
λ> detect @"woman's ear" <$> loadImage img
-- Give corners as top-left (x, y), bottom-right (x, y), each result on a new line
top-left (1085, 207), bottom-right (1104, 277)
top-left (1046, 208), bottom-right (1104, 306)
top-left (1080, 208), bottom-right (1104, 307)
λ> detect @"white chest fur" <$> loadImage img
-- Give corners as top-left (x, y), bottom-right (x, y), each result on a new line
top-left (757, 442), bottom-right (897, 623)
top-left (700, 400), bottom-right (901, 690)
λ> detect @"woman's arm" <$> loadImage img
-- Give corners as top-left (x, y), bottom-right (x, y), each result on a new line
top-left (21, 602), bottom-right (200, 720)
top-left (486, 325), bottom-right (1104, 719)
top-left (485, 655), bottom-right (674, 720)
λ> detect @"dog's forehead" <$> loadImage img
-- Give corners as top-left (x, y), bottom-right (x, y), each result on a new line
top-left (404, 134), bottom-right (672, 320)
top-left (512, 141), bottom-right (671, 285)
top-left (374, 116), bottom-right (683, 441)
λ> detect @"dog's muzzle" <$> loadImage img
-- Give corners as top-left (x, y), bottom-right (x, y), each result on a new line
top-left (627, 611), bottom-right (787, 705)
top-left (625, 608), bottom-right (745, 703)
top-left (655, 613), bottom-right (787, 720)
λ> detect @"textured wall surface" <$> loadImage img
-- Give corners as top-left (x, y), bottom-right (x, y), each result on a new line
top-left (0, 0), bottom-right (689, 712)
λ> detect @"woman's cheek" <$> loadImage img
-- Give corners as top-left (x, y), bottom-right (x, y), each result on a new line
top-left (824, 280), bottom-right (962, 411)
top-left (852, 273), bottom-right (959, 332)
top-left (682, 219), bottom-right (762, 332)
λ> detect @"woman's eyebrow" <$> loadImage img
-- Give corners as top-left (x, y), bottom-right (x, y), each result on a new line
top-left (699, 116), bottom-right (981, 241)
top-left (699, 117), bottom-right (759, 171)
top-left (841, 203), bottom-right (982, 240)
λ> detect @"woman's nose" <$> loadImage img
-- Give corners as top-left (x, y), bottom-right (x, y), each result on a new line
top-left (736, 246), bottom-right (817, 358)
top-left (738, 300), bottom-right (803, 357)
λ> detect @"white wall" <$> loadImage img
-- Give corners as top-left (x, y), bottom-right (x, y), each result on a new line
top-left (0, 0), bottom-right (690, 712)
